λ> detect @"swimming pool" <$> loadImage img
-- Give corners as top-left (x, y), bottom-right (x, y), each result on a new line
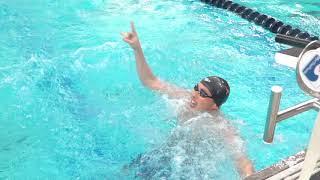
top-left (0, 0), bottom-right (319, 179)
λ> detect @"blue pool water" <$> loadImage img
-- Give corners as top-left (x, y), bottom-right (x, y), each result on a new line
top-left (0, 0), bottom-right (319, 179)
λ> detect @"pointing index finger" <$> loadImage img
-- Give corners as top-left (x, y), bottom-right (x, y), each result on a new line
top-left (131, 22), bottom-right (136, 33)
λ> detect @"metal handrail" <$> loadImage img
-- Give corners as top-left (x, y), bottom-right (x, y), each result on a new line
top-left (263, 86), bottom-right (320, 143)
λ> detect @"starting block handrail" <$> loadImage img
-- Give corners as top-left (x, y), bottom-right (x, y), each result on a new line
top-left (263, 86), bottom-right (319, 143)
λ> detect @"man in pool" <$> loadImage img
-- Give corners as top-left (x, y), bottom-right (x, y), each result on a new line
top-left (121, 22), bottom-right (255, 178)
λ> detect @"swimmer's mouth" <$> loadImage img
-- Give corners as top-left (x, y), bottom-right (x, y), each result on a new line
top-left (190, 99), bottom-right (197, 108)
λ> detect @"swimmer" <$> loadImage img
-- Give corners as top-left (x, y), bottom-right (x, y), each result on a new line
top-left (121, 21), bottom-right (255, 178)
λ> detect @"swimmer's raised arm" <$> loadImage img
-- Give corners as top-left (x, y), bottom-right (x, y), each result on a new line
top-left (121, 22), bottom-right (188, 98)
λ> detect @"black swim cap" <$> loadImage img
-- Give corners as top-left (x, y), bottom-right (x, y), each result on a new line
top-left (200, 76), bottom-right (230, 107)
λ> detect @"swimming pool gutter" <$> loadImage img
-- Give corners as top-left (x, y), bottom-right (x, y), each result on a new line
top-left (244, 150), bottom-right (320, 180)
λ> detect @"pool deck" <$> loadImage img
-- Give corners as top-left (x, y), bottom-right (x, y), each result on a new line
top-left (245, 150), bottom-right (320, 180)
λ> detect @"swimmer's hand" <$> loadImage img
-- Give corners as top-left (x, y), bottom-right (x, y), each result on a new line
top-left (121, 22), bottom-right (141, 50)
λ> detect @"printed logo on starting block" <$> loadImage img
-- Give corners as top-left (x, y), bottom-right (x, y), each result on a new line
top-left (297, 48), bottom-right (320, 98)
top-left (302, 55), bottom-right (320, 89)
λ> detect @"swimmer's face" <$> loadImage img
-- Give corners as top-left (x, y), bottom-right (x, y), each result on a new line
top-left (190, 82), bottom-right (218, 111)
